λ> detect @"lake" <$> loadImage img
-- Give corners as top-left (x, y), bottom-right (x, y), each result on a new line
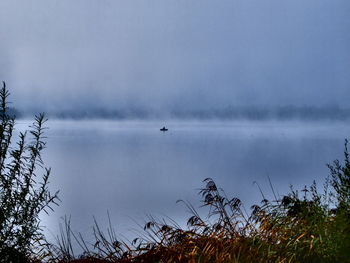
top-left (15, 119), bottom-right (350, 247)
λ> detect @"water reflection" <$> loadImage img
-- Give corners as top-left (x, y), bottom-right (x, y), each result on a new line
top-left (15, 120), bottom-right (350, 242)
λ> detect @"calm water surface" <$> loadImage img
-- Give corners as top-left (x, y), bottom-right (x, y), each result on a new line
top-left (16, 120), bottom-right (350, 243)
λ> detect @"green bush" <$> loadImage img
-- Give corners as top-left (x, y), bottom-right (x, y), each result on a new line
top-left (0, 82), bottom-right (59, 262)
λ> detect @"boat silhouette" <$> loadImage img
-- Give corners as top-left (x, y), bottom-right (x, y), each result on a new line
top-left (160, 126), bottom-right (168, 131)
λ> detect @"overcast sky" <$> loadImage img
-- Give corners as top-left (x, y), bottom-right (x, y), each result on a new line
top-left (0, 0), bottom-right (350, 113)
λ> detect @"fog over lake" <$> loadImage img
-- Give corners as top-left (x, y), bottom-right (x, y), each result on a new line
top-left (14, 119), bottom-right (350, 243)
top-left (2, 0), bottom-right (350, 253)
top-left (1, 0), bottom-right (350, 115)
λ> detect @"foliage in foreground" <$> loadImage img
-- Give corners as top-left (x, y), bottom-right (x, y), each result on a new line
top-left (49, 141), bottom-right (350, 263)
top-left (0, 82), bottom-right (59, 262)
top-left (2, 81), bottom-right (350, 262)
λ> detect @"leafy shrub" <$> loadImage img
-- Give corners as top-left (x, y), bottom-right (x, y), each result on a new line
top-left (0, 82), bottom-right (59, 262)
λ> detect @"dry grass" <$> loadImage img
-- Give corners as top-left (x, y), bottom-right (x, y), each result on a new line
top-left (47, 141), bottom-right (350, 263)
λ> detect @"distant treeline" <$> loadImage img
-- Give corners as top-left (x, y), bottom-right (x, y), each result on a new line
top-left (171, 106), bottom-right (350, 121)
top-left (17, 106), bottom-right (350, 121)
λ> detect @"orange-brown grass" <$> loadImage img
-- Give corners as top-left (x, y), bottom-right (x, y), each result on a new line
top-left (49, 141), bottom-right (350, 263)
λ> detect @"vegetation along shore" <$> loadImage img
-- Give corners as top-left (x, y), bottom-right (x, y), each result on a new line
top-left (1, 82), bottom-right (350, 262)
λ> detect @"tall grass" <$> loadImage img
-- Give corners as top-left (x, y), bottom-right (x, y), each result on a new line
top-left (50, 141), bottom-right (350, 263)
top-left (2, 81), bottom-right (349, 262)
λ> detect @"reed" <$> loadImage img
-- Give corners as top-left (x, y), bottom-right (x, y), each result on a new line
top-left (50, 141), bottom-right (350, 262)
top-left (1, 81), bottom-right (350, 262)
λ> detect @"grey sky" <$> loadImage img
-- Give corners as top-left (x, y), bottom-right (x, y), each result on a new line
top-left (0, 0), bottom-right (350, 113)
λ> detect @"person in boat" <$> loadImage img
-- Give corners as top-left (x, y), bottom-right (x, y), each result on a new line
top-left (160, 126), bottom-right (168, 131)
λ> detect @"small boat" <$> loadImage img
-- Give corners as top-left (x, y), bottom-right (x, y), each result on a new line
top-left (160, 126), bottom-right (168, 132)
